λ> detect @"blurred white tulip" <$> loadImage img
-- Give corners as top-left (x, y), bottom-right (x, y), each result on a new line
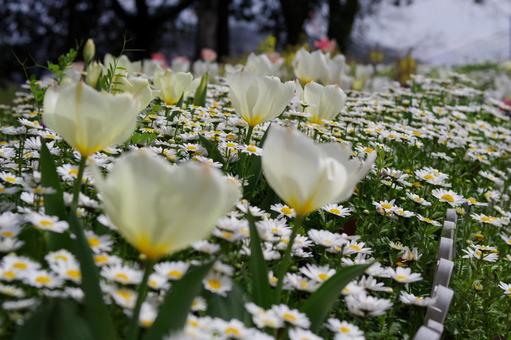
top-left (226, 72), bottom-right (294, 127)
top-left (262, 125), bottom-right (375, 216)
top-left (154, 69), bottom-right (194, 105)
top-left (244, 53), bottom-right (282, 77)
top-left (93, 149), bottom-right (240, 260)
top-left (43, 80), bottom-right (141, 156)
top-left (303, 81), bottom-right (346, 124)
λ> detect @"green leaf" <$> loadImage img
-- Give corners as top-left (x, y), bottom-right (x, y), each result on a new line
top-left (300, 264), bottom-right (370, 332)
top-left (67, 214), bottom-right (118, 340)
top-left (14, 299), bottom-right (52, 340)
top-left (206, 283), bottom-right (251, 324)
top-left (247, 213), bottom-right (273, 308)
top-left (193, 73), bottom-right (208, 106)
top-left (245, 155), bottom-right (262, 197)
top-left (144, 261), bottom-right (214, 340)
top-left (198, 135), bottom-right (224, 164)
top-left (40, 142), bottom-right (66, 218)
top-left (130, 132), bottom-right (158, 146)
top-left (14, 299), bottom-right (94, 340)
top-left (40, 142), bottom-right (72, 250)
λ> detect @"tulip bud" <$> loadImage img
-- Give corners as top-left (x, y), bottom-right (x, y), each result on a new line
top-left (85, 61), bottom-right (102, 88)
top-left (83, 38), bottom-right (96, 64)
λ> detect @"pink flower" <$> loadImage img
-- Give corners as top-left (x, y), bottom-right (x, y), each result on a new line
top-left (151, 52), bottom-right (167, 67)
top-left (266, 52), bottom-right (282, 64)
top-left (201, 48), bottom-right (217, 62)
top-left (314, 37), bottom-right (336, 53)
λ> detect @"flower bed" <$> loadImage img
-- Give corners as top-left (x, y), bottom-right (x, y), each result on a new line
top-left (0, 48), bottom-right (510, 339)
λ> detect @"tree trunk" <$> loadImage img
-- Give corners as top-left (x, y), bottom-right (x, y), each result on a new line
top-left (196, 0), bottom-right (218, 58)
top-left (216, 0), bottom-right (230, 60)
top-left (327, 0), bottom-right (360, 53)
top-left (279, 0), bottom-right (311, 46)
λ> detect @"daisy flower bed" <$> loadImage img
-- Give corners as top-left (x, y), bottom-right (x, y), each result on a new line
top-left (0, 47), bottom-right (510, 339)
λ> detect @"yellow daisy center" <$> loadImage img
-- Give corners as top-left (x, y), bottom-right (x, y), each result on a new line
top-left (207, 278), bottom-right (222, 290)
top-left (440, 194), bottom-right (455, 203)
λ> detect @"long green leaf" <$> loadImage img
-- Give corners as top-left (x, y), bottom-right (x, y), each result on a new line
top-left (301, 264), bottom-right (370, 331)
top-left (247, 214), bottom-right (273, 308)
top-left (68, 214), bottom-right (118, 340)
top-left (206, 283), bottom-right (251, 325)
top-left (14, 299), bottom-right (94, 340)
top-left (199, 135), bottom-right (224, 164)
top-left (39, 141), bottom-right (116, 339)
top-left (14, 299), bottom-right (52, 340)
top-left (193, 73), bottom-right (208, 106)
top-left (40, 142), bottom-right (66, 219)
top-left (144, 261), bottom-right (214, 340)
top-left (40, 142), bottom-right (72, 251)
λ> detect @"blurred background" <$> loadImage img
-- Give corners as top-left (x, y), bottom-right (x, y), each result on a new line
top-left (1, 0), bottom-right (511, 88)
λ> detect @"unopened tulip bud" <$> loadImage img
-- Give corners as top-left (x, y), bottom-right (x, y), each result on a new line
top-left (83, 38), bottom-right (96, 64)
top-left (85, 61), bottom-right (102, 88)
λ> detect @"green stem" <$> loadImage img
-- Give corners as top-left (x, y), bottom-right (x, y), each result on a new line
top-left (71, 155), bottom-right (87, 214)
top-left (274, 215), bottom-right (303, 303)
top-left (244, 125), bottom-right (254, 145)
top-left (127, 260), bottom-right (154, 340)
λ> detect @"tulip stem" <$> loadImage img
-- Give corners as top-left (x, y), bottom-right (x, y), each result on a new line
top-left (127, 259), bottom-right (154, 340)
top-left (274, 215), bottom-right (303, 303)
top-left (71, 155), bottom-right (87, 214)
top-left (244, 125), bottom-right (254, 144)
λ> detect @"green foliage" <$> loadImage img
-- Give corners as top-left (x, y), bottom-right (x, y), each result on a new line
top-left (47, 49), bottom-right (77, 83)
top-left (193, 73), bottom-right (209, 106)
top-left (28, 75), bottom-right (46, 108)
top-left (301, 264), bottom-right (370, 332)
top-left (39, 142), bottom-right (117, 340)
top-left (145, 262), bottom-right (214, 340)
top-left (247, 213), bottom-right (273, 308)
top-left (14, 299), bottom-right (94, 340)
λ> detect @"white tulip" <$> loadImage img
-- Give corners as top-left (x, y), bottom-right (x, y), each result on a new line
top-left (303, 81), bottom-right (346, 124)
top-left (244, 53), bottom-right (282, 77)
top-left (85, 61), bottom-right (102, 88)
top-left (93, 149), bottom-right (240, 260)
top-left (43, 80), bottom-right (141, 156)
top-left (293, 48), bottom-right (329, 85)
top-left (262, 126), bottom-right (375, 216)
top-left (226, 72), bottom-right (295, 127)
top-left (321, 54), bottom-right (347, 86)
top-left (117, 76), bottom-right (154, 112)
top-left (154, 69), bottom-right (194, 105)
